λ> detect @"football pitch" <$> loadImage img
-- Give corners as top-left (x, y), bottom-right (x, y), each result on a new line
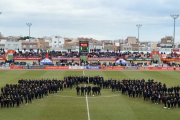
top-left (0, 70), bottom-right (180, 120)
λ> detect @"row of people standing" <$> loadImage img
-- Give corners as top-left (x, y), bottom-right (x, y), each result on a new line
top-left (0, 79), bottom-right (64, 108)
top-left (119, 79), bottom-right (180, 109)
top-left (76, 85), bottom-right (101, 96)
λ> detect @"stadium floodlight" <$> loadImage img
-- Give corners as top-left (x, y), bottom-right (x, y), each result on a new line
top-left (170, 14), bottom-right (179, 49)
top-left (26, 23), bottom-right (32, 50)
top-left (136, 24), bottom-right (142, 53)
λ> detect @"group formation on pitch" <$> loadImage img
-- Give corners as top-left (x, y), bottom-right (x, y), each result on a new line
top-left (0, 75), bottom-right (180, 109)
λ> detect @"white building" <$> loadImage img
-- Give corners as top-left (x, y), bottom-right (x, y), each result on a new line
top-left (0, 39), bottom-right (6, 49)
top-left (51, 36), bottom-right (64, 48)
top-left (5, 41), bottom-right (22, 50)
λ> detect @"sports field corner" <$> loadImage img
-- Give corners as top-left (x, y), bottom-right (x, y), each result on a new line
top-left (0, 70), bottom-right (180, 120)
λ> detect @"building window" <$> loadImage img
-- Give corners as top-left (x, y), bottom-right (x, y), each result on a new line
top-left (23, 45), bottom-right (26, 48)
top-left (54, 41), bottom-right (56, 43)
top-left (13, 44), bottom-right (18, 48)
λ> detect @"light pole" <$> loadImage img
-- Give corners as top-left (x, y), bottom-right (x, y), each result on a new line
top-left (136, 24), bottom-right (142, 53)
top-left (170, 14), bottom-right (179, 49)
top-left (26, 23), bottom-right (32, 50)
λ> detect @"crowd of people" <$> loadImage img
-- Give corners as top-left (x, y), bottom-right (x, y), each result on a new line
top-left (14, 49), bottom-right (47, 59)
top-left (115, 79), bottom-right (180, 109)
top-left (0, 76), bottom-right (180, 109)
top-left (65, 76), bottom-right (180, 109)
top-left (126, 52), bottom-right (151, 59)
top-left (0, 48), bottom-right (5, 57)
top-left (0, 76), bottom-right (103, 108)
top-left (48, 51), bottom-right (80, 59)
top-left (0, 78), bottom-right (64, 108)
top-left (161, 52), bottom-right (180, 59)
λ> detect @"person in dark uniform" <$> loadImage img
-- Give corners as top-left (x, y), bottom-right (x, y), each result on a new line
top-left (81, 86), bottom-right (84, 96)
top-left (35, 90), bottom-right (38, 100)
top-left (94, 86), bottom-right (98, 95)
top-left (111, 83), bottom-right (115, 92)
top-left (174, 98), bottom-right (177, 108)
top-left (132, 89), bottom-right (135, 98)
top-left (178, 97), bottom-right (180, 108)
top-left (154, 93), bottom-right (158, 104)
top-left (163, 94), bottom-right (167, 108)
top-left (16, 95), bottom-right (20, 107)
top-left (1, 98), bottom-right (3, 108)
top-left (28, 92), bottom-right (32, 103)
top-left (167, 100), bottom-right (171, 109)
top-left (60, 83), bottom-right (63, 91)
top-left (136, 88), bottom-right (139, 98)
top-left (128, 87), bottom-right (132, 98)
top-left (38, 89), bottom-right (42, 99)
top-left (139, 88), bottom-right (142, 97)
top-left (76, 86), bottom-right (80, 95)
top-left (97, 86), bottom-right (101, 95)
top-left (24, 94), bottom-right (28, 104)
top-left (170, 99), bottom-right (174, 108)
top-left (143, 90), bottom-right (147, 101)
top-left (3, 97), bottom-right (6, 107)
top-left (85, 86), bottom-right (88, 95)
top-left (6, 98), bottom-right (10, 108)
top-left (12, 98), bottom-right (16, 107)
top-left (20, 95), bottom-right (24, 104)
top-left (88, 86), bottom-right (91, 95)
top-left (92, 86), bottom-right (95, 95)
top-left (9, 98), bottom-right (12, 107)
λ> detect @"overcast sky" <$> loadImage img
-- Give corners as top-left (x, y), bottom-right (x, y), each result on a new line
top-left (0, 0), bottom-right (180, 42)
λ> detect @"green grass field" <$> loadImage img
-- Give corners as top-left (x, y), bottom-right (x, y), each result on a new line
top-left (0, 70), bottom-right (180, 120)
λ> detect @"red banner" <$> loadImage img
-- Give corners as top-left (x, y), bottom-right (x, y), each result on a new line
top-left (152, 51), bottom-right (159, 55)
top-left (172, 49), bottom-right (179, 52)
top-left (52, 58), bottom-right (80, 61)
top-left (10, 66), bottom-right (22, 69)
top-left (138, 67), bottom-right (150, 70)
top-left (45, 66), bottom-right (69, 69)
top-left (88, 58), bottom-right (116, 61)
top-left (149, 67), bottom-right (158, 70)
top-left (114, 67), bottom-right (124, 70)
top-left (102, 66), bottom-right (124, 70)
top-left (13, 57), bottom-right (41, 60)
top-left (149, 67), bottom-right (177, 70)
top-left (105, 66), bottom-right (113, 70)
top-left (7, 50), bottom-right (15, 54)
top-left (0, 57), bottom-right (5, 60)
top-left (162, 58), bottom-right (180, 61)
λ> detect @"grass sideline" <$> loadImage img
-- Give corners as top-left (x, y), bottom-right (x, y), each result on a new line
top-left (0, 70), bottom-right (180, 120)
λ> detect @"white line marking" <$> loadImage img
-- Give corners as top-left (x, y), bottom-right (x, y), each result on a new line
top-left (83, 70), bottom-right (90, 120)
top-left (54, 94), bottom-right (120, 98)
top-left (86, 92), bottom-right (90, 120)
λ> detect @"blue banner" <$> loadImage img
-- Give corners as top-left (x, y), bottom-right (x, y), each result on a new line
top-left (86, 66), bottom-right (101, 69)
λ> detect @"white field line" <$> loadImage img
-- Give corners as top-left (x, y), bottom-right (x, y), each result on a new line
top-left (54, 94), bottom-right (120, 98)
top-left (86, 92), bottom-right (90, 120)
top-left (83, 71), bottom-right (90, 120)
